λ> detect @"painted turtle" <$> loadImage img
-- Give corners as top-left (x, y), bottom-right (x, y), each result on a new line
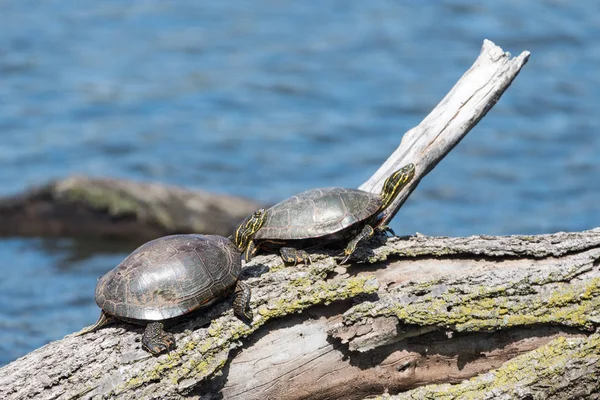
top-left (234, 163), bottom-right (415, 264)
top-left (77, 216), bottom-right (264, 355)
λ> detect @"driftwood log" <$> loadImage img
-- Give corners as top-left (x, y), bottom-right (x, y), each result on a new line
top-left (3, 40), bottom-right (597, 400)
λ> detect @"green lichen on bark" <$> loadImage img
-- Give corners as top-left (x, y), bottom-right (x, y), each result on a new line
top-left (343, 264), bottom-right (600, 333)
top-left (116, 260), bottom-right (379, 396)
top-left (378, 333), bottom-right (600, 399)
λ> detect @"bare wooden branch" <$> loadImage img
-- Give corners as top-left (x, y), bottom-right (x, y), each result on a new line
top-left (331, 230), bottom-right (600, 352)
top-left (360, 39), bottom-right (530, 225)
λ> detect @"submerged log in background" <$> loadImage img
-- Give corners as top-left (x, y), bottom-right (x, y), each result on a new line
top-left (4, 40), bottom-right (594, 400)
top-left (0, 176), bottom-right (263, 240)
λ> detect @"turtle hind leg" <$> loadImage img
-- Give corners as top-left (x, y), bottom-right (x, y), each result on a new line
top-left (233, 281), bottom-right (253, 321)
top-left (279, 247), bottom-right (311, 265)
top-left (142, 322), bottom-right (175, 355)
top-left (340, 225), bottom-right (375, 264)
top-left (75, 310), bottom-right (114, 336)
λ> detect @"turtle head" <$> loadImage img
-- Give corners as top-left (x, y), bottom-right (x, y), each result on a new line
top-left (379, 163), bottom-right (415, 211)
top-left (232, 208), bottom-right (266, 254)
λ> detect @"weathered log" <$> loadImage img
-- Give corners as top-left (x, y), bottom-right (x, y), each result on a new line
top-left (5, 40), bottom-right (589, 400)
top-left (2, 231), bottom-right (600, 399)
top-left (0, 176), bottom-right (263, 240)
top-left (214, 230), bottom-right (600, 399)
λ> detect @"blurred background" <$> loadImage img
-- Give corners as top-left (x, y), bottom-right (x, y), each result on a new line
top-left (1, 0), bottom-right (599, 366)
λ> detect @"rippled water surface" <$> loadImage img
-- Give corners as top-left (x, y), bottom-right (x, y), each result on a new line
top-left (1, 1), bottom-right (600, 365)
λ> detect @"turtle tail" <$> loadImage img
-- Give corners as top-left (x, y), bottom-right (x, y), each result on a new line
top-left (75, 311), bottom-right (114, 336)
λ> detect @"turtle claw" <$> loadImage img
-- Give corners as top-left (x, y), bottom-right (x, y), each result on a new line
top-left (143, 339), bottom-right (174, 355)
top-left (280, 247), bottom-right (311, 266)
top-left (240, 309), bottom-right (253, 322)
top-left (338, 246), bottom-right (355, 264)
top-left (379, 225), bottom-right (396, 236)
top-left (163, 333), bottom-right (176, 348)
top-left (338, 253), bottom-right (352, 265)
top-left (339, 225), bottom-right (375, 265)
top-left (142, 322), bottom-right (176, 355)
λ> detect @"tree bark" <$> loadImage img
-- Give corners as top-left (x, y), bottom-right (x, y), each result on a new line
top-left (6, 40), bottom-right (594, 400)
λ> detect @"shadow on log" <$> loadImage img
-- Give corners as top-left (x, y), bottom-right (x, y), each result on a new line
top-left (2, 40), bottom-right (595, 400)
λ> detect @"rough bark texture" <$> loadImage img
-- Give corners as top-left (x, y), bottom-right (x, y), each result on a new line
top-left (0, 176), bottom-right (263, 240)
top-left (334, 231), bottom-right (600, 351)
top-left (4, 40), bottom-right (588, 400)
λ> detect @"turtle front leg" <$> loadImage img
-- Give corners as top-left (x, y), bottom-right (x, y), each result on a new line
top-left (243, 240), bottom-right (259, 263)
top-left (340, 225), bottom-right (375, 264)
top-left (280, 247), bottom-right (312, 265)
top-left (233, 281), bottom-right (253, 321)
top-left (142, 322), bottom-right (175, 355)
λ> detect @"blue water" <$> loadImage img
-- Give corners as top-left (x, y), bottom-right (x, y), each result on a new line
top-left (1, 1), bottom-right (600, 366)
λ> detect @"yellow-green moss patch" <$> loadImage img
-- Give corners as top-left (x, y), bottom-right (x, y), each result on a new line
top-left (346, 277), bottom-right (600, 333)
top-left (117, 272), bottom-right (379, 396)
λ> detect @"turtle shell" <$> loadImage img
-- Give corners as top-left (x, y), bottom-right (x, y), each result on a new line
top-left (253, 187), bottom-right (381, 241)
top-left (95, 234), bottom-right (241, 321)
